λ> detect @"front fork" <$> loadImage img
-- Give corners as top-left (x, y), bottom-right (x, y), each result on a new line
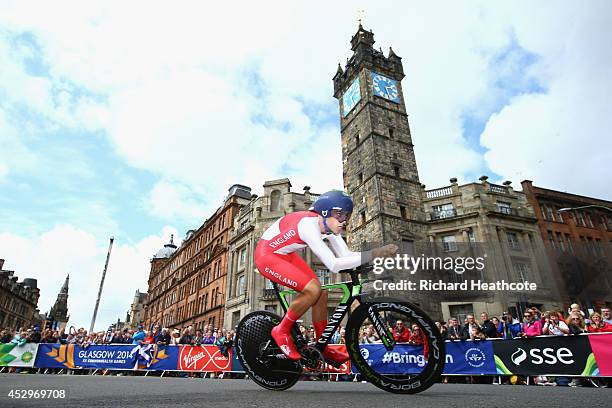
top-left (367, 304), bottom-right (396, 351)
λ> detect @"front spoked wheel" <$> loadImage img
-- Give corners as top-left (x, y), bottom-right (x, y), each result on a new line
top-left (345, 299), bottom-right (445, 394)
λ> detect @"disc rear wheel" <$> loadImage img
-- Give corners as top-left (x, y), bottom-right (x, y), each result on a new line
top-left (235, 311), bottom-right (301, 391)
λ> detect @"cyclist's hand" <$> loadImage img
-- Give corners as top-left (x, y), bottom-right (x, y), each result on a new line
top-left (372, 244), bottom-right (399, 258)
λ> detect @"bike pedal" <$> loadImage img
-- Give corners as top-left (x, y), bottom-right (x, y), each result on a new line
top-left (323, 358), bottom-right (343, 369)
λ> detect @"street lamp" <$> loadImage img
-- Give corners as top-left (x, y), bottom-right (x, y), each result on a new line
top-left (558, 205), bottom-right (612, 213)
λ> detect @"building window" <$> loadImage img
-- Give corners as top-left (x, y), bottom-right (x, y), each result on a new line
top-left (442, 235), bottom-right (457, 252)
top-left (316, 269), bottom-right (331, 286)
top-left (431, 203), bottom-right (455, 220)
top-left (506, 232), bottom-right (521, 250)
top-left (236, 275), bottom-right (246, 296)
top-left (240, 248), bottom-right (247, 265)
top-left (399, 205), bottom-right (406, 219)
top-left (497, 201), bottom-right (512, 215)
top-left (554, 207), bottom-right (564, 223)
top-left (564, 234), bottom-right (574, 253)
top-left (265, 279), bottom-right (275, 290)
top-left (355, 133), bottom-right (360, 145)
top-left (393, 166), bottom-right (400, 177)
top-left (585, 213), bottom-right (594, 228)
top-left (448, 304), bottom-right (474, 327)
top-left (555, 232), bottom-right (566, 252)
top-left (270, 190), bottom-right (281, 212)
top-left (467, 229), bottom-right (476, 244)
top-left (360, 211), bottom-right (366, 224)
top-left (231, 311), bottom-right (241, 329)
top-left (358, 172), bottom-right (363, 184)
top-left (547, 231), bottom-right (557, 250)
top-left (513, 263), bottom-right (530, 283)
top-left (575, 211), bottom-right (586, 227)
top-left (389, 128), bottom-right (394, 139)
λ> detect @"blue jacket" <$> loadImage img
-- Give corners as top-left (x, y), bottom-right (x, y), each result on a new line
top-left (498, 322), bottom-right (521, 339)
top-left (132, 331), bottom-right (146, 344)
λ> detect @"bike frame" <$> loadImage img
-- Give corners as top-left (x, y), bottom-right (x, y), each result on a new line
top-left (272, 269), bottom-right (396, 353)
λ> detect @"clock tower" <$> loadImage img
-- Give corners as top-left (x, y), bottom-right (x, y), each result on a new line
top-left (333, 25), bottom-right (426, 250)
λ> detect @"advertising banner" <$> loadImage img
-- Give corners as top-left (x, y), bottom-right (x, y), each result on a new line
top-left (177, 345), bottom-right (232, 372)
top-left (0, 343), bottom-right (38, 367)
top-left (588, 333), bottom-right (612, 376)
top-left (351, 341), bottom-right (496, 375)
top-left (34, 344), bottom-right (179, 370)
top-left (493, 335), bottom-right (597, 376)
top-left (444, 340), bottom-right (496, 375)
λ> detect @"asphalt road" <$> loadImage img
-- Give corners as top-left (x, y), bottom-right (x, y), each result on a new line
top-left (0, 374), bottom-right (609, 408)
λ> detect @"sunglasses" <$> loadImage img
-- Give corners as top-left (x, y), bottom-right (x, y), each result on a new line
top-left (331, 209), bottom-right (352, 223)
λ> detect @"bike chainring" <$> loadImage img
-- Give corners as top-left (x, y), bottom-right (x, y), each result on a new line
top-left (300, 345), bottom-right (325, 373)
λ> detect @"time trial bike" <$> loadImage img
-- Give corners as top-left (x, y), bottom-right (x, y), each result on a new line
top-left (235, 264), bottom-right (445, 394)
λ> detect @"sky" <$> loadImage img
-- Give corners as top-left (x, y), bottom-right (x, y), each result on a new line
top-left (0, 1), bottom-right (610, 331)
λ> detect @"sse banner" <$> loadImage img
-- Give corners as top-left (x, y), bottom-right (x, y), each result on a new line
top-left (493, 335), bottom-right (597, 376)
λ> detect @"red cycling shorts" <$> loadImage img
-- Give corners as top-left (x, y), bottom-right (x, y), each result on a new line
top-left (255, 241), bottom-right (317, 292)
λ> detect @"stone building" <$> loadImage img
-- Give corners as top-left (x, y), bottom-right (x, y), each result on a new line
top-left (0, 259), bottom-right (40, 330)
top-left (48, 274), bottom-right (69, 330)
top-left (422, 177), bottom-right (561, 321)
top-left (127, 290), bottom-right (147, 329)
top-left (144, 185), bottom-right (251, 331)
top-left (521, 180), bottom-right (612, 309)
top-left (224, 179), bottom-right (348, 329)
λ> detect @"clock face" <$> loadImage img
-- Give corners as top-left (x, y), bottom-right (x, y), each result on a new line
top-left (342, 77), bottom-right (361, 117)
top-left (371, 72), bottom-right (400, 103)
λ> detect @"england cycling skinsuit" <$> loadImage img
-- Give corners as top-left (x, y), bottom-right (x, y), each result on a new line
top-left (255, 210), bottom-right (362, 291)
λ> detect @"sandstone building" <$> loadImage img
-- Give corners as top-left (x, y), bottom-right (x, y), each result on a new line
top-left (0, 259), bottom-right (40, 330)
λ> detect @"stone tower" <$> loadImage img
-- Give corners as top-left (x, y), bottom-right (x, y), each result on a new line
top-left (49, 274), bottom-right (69, 330)
top-left (333, 24), bottom-right (426, 250)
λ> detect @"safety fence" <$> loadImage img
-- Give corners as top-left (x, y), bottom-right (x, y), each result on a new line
top-left (1, 333), bottom-right (611, 377)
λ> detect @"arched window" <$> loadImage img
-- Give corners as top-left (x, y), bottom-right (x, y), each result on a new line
top-left (270, 190), bottom-right (281, 211)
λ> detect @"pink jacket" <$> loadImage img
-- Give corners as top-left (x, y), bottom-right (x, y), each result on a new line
top-left (522, 320), bottom-right (542, 337)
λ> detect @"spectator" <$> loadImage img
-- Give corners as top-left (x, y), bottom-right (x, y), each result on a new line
top-left (202, 330), bottom-right (215, 345)
top-left (566, 312), bottom-right (586, 335)
top-left (151, 325), bottom-right (162, 343)
top-left (491, 317), bottom-right (500, 332)
top-left (0, 329), bottom-right (11, 343)
top-left (479, 313), bottom-right (497, 338)
top-left (11, 330), bottom-right (27, 346)
top-left (601, 308), bottom-right (612, 325)
top-left (132, 326), bottom-right (146, 345)
top-left (192, 329), bottom-right (204, 345)
top-left (360, 326), bottom-right (379, 344)
top-left (543, 311), bottom-right (569, 335)
top-left (436, 322), bottom-right (448, 341)
top-left (110, 330), bottom-right (124, 344)
top-left (170, 329), bottom-right (181, 345)
top-left (144, 331), bottom-right (155, 344)
top-left (180, 328), bottom-right (193, 345)
top-left (41, 329), bottom-right (55, 344)
top-left (520, 311), bottom-right (542, 337)
top-left (157, 328), bottom-right (171, 346)
top-left (447, 318), bottom-right (462, 341)
top-left (460, 315), bottom-right (479, 340)
top-left (391, 320), bottom-right (411, 342)
top-left (587, 312), bottom-right (612, 333)
top-left (331, 326), bottom-right (342, 344)
top-left (470, 325), bottom-right (487, 341)
top-left (339, 327), bottom-right (346, 344)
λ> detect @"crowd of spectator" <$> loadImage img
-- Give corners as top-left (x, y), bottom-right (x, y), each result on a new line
top-left (356, 304), bottom-right (612, 346)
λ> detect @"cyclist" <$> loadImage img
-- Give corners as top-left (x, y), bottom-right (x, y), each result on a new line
top-left (254, 190), bottom-right (397, 364)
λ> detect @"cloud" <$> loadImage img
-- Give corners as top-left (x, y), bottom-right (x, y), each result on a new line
top-left (0, 224), bottom-right (179, 331)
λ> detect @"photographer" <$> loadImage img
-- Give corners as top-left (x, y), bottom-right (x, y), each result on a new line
top-left (542, 311), bottom-right (569, 335)
top-left (498, 313), bottom-right (521, 339)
